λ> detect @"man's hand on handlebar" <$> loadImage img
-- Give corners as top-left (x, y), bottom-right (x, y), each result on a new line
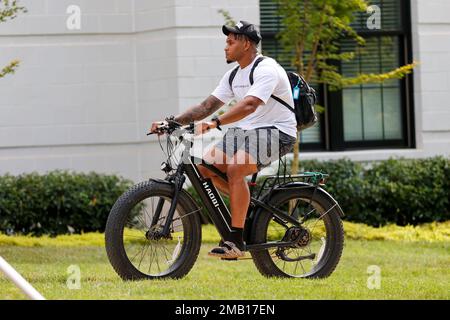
top-left (194, 121), bottom-right (217, 136)
top-left (148, 117), bottom-right (185, 136)
top-left (149, 120), bottom-right (169, 136)
top-left (148, 118), bottom-right (217, 136)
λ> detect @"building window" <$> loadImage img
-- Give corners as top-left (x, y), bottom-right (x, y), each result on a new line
top-left (260, 0), bottom-right (415, 151)
top-left (260, 0), bottom-right (324, 150)
top-left (341, 37), bottom-right (403, 142)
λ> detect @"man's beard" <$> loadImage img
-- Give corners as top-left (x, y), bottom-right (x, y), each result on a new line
top-left (226, 59), bottom-right (235, 64)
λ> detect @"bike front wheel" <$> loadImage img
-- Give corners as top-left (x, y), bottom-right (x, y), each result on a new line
top-left (250, 187), bottom-right (344, 279)
top-left (105, 180), bottom-right (202, 280)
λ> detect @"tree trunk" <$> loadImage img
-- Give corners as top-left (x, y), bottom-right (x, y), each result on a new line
top-left (291, 131), bottom-right (300, 175)
top-left (288, 132), bottom-right (300, 214)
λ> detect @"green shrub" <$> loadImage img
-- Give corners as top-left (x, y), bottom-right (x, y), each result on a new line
top-left (0, 171), bottom-right (133, 236)
top-left (296, 158), bottom-right (368, 220)
top-left (298, 156), bottom-right (450, 226)
top-left (187, 157), bottom-right (450, 227)
top-left (363, 157), bottom-right (450, 225)
top-left (2, 157), bottom-right (448, 235)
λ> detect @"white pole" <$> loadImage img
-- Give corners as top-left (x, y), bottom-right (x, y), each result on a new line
top-left (0, 256), bottom-right (45, 300)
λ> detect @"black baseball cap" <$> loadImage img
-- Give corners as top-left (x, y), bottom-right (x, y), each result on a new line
top-left (222, 20), bottom-right (262, 44)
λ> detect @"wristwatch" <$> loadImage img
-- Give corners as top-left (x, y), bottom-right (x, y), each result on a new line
top-left (211, 116), bottom-right (222, 131)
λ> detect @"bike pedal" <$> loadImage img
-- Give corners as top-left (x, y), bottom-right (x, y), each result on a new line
top-left (220, 257), bottom-right (238, 261)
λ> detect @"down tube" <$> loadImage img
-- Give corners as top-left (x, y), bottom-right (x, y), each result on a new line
top-left (183, 160), bottom-right (233, 240)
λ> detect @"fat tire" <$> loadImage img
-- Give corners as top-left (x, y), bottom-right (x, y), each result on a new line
top-left (105, 180), bottom-right (202, 280)
top-left (250, 187), bottom-right (344, 279)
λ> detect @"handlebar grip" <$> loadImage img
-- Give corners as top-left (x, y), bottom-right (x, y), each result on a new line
top-left (147, 129), bottom-right (164, 136)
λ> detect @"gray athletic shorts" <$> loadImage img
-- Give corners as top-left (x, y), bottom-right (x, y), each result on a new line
top-left (214, 126), bottom-right (296, 171)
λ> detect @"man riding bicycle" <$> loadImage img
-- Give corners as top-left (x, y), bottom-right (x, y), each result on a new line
top-left (150, 21), bottom-right (297, 259)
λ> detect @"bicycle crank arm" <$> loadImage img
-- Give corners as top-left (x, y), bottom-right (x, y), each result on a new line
top-left (276, 253), bottom-right (316, 262)
top-left (246, 241), bottom-right (297, 252)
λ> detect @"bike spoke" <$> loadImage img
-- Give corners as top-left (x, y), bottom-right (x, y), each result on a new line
top-left (129, 243), bottom-right (145, 264)
top-left (151, 197), bottom-right (155, 221)
top-left (160, 242), bottom-right (170, 263)
top-left (170, 208), bottom-right (202, 223)
top-left (136, 214), bottom-right (148, 230)
top-left (294, 257), bottom-right (299, 274)
top-left (137, 242), bottom-right (151, 269)
top-left (300, 206), bottom-right (318, 224)
top-left (303, 206), bottom-right (335, 245)
top-left (289, 199), bottom-right (301, 218)
top-left (299, 258), bottom-right (306, 275)
top-left (147, 243), bottom-right (154, 274)
top-left (120, 194), bottom-right (188, 277)
top-left (154, 245), bottom-right (162, 274)
top-left (264, 195), bottom-right (333, 278)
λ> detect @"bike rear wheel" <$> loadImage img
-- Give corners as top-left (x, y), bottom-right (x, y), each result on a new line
top-left (250, 187), bottom-right (344, 278)
top-left (105, 180), bottom-right (202, 280)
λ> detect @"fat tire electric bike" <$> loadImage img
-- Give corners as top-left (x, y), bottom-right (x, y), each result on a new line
top-left (105, 120), bottom-right (345, 280)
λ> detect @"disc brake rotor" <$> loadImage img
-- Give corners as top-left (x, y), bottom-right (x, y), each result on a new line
top-left (275, 227), bottom-right (315, 262)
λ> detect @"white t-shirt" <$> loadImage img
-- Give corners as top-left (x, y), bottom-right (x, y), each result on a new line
top-left (212, 55), bottom-right (297, 138)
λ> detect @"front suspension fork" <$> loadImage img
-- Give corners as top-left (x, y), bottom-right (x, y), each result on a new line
top-left (150, 172), bottom-right (186, 236)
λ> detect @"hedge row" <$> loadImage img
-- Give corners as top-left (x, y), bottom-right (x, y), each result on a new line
top-left (1, 157), bottom-right (448, 236)
top-left (187, 156), bottom-right (450, 227)
top-left (1, 221), bottom-right (449, 246)
top-left (295, 156), bottom-right (450, 226)
top-left (0, 171), bottom-right (132, 236)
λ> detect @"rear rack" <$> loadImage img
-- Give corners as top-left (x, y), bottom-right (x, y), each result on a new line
top-left (254, 171), bottom-right (329, 200)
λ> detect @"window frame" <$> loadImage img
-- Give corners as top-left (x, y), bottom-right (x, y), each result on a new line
top-left (259, 0), bottom-right (415, 152)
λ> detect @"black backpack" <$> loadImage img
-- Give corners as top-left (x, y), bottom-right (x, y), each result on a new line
top-left (228, 56), bottom-right (318, 131)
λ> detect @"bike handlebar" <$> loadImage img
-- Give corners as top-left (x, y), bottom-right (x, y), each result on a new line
top-left (147, 120), bottom-right (195, 136)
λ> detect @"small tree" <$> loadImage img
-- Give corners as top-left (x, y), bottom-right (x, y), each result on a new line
top-left (218, 9), bottom-right (236, 27)
top-left (276, 0), bottom-right (416, 174)
top-left (0, 0), bottom-right (26, 78)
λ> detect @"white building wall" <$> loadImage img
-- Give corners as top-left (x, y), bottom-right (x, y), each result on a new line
top-left (0, 0), bottom-right (258, 181)
top-left (411, 0), bottom-right (450, 155)
top-left (0, 0), bottom-right (448, 183)
top-left (0, 0), bottom-right (141, 180)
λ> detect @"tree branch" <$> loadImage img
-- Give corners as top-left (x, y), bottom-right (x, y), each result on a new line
top-left (305, 1), bottom-right (327, 81)
top-left (0, 60), bottom-right (20, 78)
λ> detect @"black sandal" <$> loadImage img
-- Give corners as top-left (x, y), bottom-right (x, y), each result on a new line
top-left (208, 241), bottom-right (245, 259)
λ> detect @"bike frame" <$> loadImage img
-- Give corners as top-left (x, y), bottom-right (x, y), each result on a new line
top-left (149, 129), bottom-right (331, 252)
top-left (182, 157), bottom-right (302, 251)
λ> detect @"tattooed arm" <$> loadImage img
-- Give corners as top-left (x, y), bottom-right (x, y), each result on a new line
top-left (174, 95), bottom-right (224, 125)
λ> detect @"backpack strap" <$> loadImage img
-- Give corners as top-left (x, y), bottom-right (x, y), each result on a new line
top-left (230, 56), bottom-right (296, 114)
top-left (251, 57), bottom-right (295, 113)
top-left (228, 66), bottom-right (240, 90)
top-left (249, 56), bottom-right (266, 85)
top-left (229, 55), bottom-right (266, 88)
top-left (271, 94), bottom-right (295, 113)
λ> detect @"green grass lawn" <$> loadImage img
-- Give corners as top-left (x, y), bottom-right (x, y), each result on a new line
top-left (1, 239), bottom-right (449, 300)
